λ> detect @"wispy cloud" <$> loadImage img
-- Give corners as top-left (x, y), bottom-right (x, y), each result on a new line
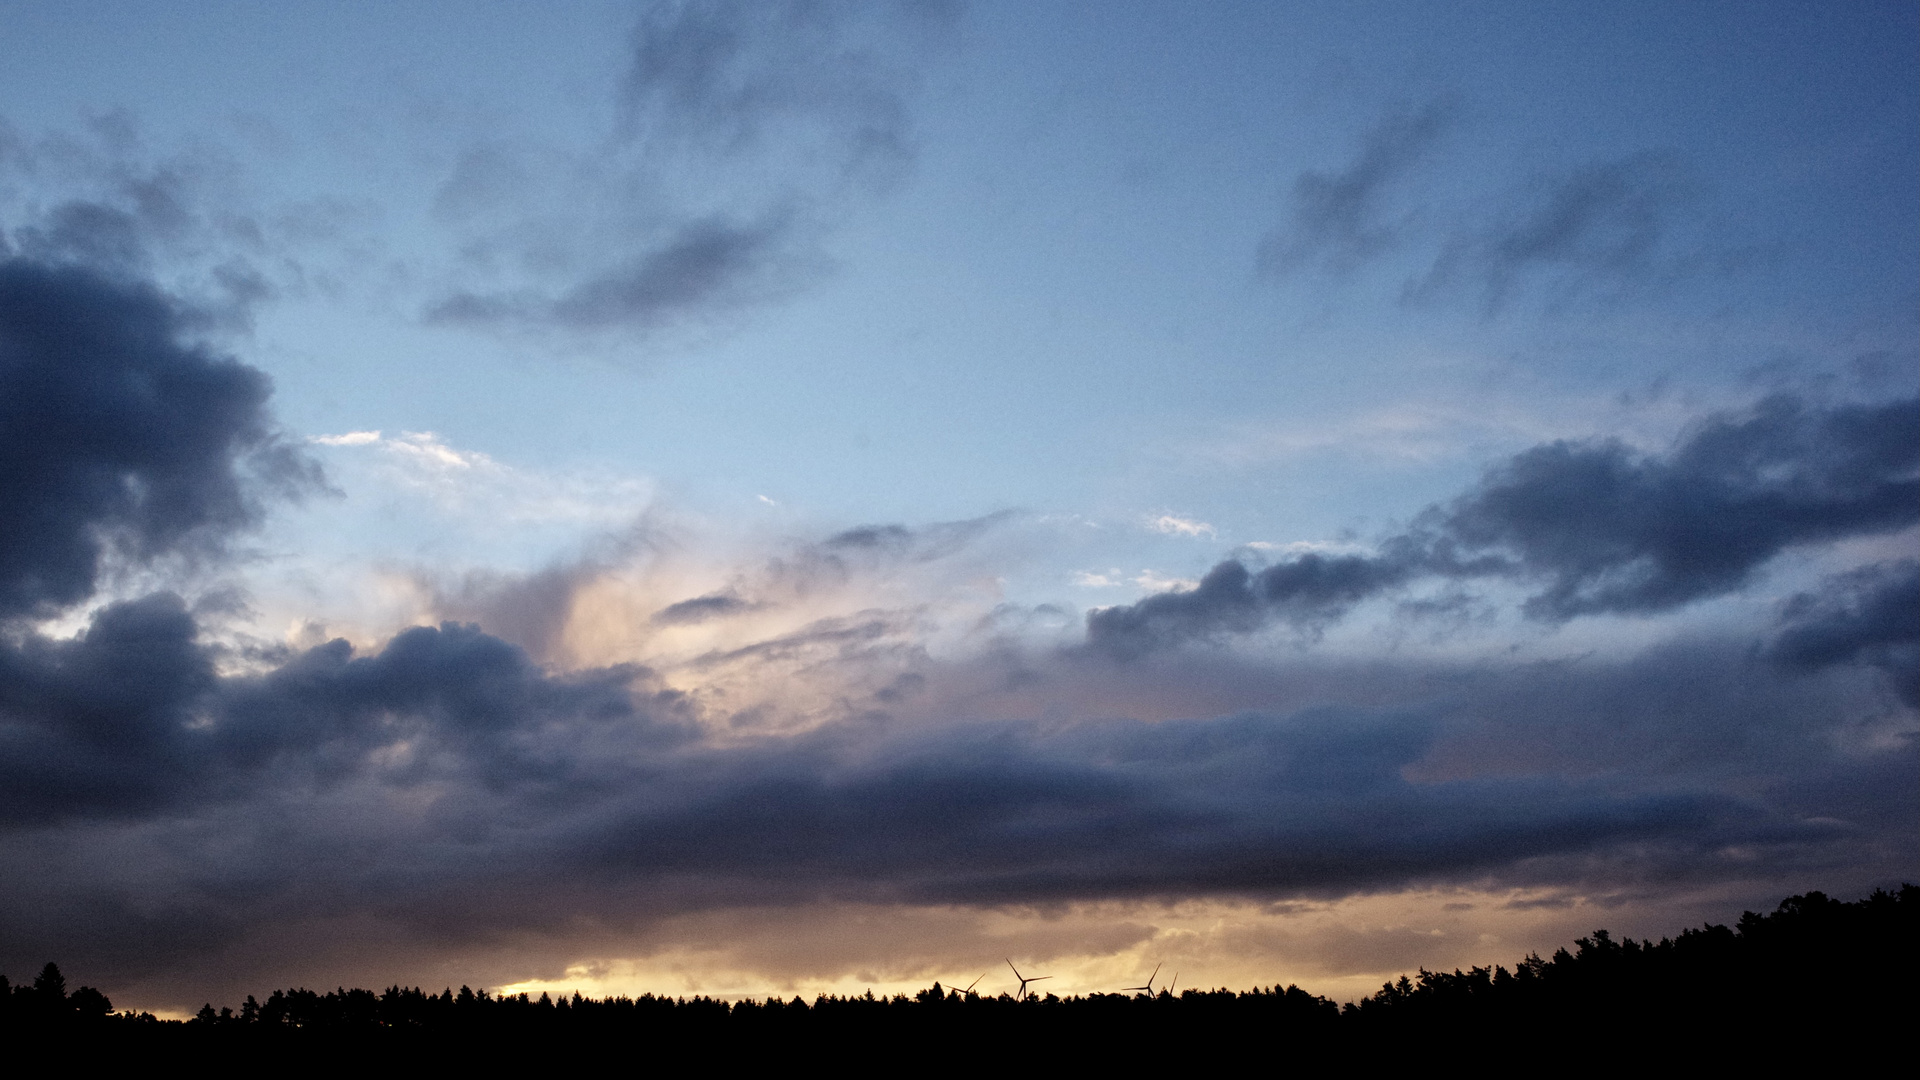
top-left (1407, 152), bottom-right (1704, 313)
top-left (422, 0), bottom-right (956, 339)
top-left (1260, 105), bottom-right (1722, 315)
top-left (1259, 103), bottom-right (1451, 279)
top-left (1146, 514), bottom-right (1216, 539)
top-left (309, 430), bottom-right (654, 527)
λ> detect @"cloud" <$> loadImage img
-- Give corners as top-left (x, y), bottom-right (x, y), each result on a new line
top-left (1409, 152), bottom-right (1702, 311)
top-left (619, 0), bottom-right (930, 184)
top-left (0, 258), bottom-right (321, 621)
top-left (0, 251), bottom-right (1903, 1005)
top-left (309, 431), bottom-right (382, 447)
top-left (0, 600), bottom-right (673, 831)
top-left (0, 112), bottom-right (280, 327)
top-left (1258, 103), bottom-right (1450, 278)
top-left (309, 429), bottom-right (653, 527)
top-left (1769, 560), bottom-right (1919, 707)
top-left (0, 483), bottom-right (1906, 1007)
top-left (2, 618), bottom-right (1858, 990)
top-left (1432, 393), bottom-right (1918, 619)
top-left (560, 706), bottom-right (1778, 906)
top-left (0, 594), bottom-right (216, 825)
top-left (1087, 556), bottom-right (1409, 657)
top-left (423, 0), bottom-right (953, 337)
top-left (426, 213), bottom-right (806, 331)
top-left (653, 592), bottom-right (756, 625)
top-left (1088, 393), bottom-right (1920, 655)
top-left (1259, 106), bottom-right (1716, 313)
top-left (1147, 514), bottom-right (1216, 539)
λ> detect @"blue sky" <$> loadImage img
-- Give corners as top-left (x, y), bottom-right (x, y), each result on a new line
top-left (0, 1), bottom-right (1914, 1010)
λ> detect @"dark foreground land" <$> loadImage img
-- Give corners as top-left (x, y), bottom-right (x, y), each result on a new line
top-left (4, 885), bottom-right (1913, 1064)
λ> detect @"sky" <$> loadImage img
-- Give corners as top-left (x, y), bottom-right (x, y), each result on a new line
top-left (0, 0), bottom-right (1914, 1013)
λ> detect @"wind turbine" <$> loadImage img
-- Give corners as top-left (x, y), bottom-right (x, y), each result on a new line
top-left (964, 973), bottom-right (988, 996)
top-left (1006, 959), bottom-right (1051, 1001)
top-left (1121, 963), bottom-right (1161, 995)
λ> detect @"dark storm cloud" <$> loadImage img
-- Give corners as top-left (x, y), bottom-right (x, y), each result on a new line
top-left (1430, 393), bottom-right (1918, 619)
top-left (1258, 103), bottom-right (1450, 278)
top-left (0, 259), bottom-right (321, 620)
top-left (3, 631), bottom-right (1876, 1000)
top-left (0, 607), bottom-right (673, 831)
top-left (425, 0), bottom-right (952, 335)
top-left (1089, 393), bottom-right (1920, 655)
top-left (216, 622), bottom-right (678, 790)
top-left (568, 706), bottom-right (1783, 905)
top-left (1769, 560), bottom-right (1919, 706)
top-left (0, 594), bottom-right (214, 824)
top-left (2, 596), bottom-right (1903, 996)
top-left (1084, 554), bottom-right (1418, 659)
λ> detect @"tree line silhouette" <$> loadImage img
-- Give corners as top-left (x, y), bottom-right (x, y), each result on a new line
top-left (4, 885), bottom-right (1911, 1061)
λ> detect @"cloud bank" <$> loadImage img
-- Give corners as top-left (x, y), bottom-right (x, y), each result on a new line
top-left (1088, 393), bottom-right (1919, 655)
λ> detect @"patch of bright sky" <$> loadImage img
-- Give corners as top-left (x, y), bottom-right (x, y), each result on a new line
top-left (2, 0), bottom-right (1914, 618)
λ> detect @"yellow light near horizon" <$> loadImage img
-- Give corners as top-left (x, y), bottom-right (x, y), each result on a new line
top-left (485, 882), bottom-right (1739, 1006)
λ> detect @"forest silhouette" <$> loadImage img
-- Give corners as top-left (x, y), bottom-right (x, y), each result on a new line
top-left (4, 885), bottom-right (1912, 1062)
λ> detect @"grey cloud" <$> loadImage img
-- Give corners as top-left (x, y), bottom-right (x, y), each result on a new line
top-left (568, 706), bottom-right (1771, 905)
top-left (0, 605), bottom-right (674, 831)
top-left (1085, 555), bottom-right (1415, 659)
top-left (0, 258), bottom-right (322, 621)
top-left (1428, 394), bottom-right (1918, 619)
top-left (817, 513), bottom-right (1011, 561)
top-left (427, 214), bottom-right (800, 331)
top-left (12, 201), bottom-right (152, 272)
top-left (0, 650), bottom-right (1821, 972)
top-left (424, 0), bottom-right (951, 336)
top-left (570, 215), bottom-right (788, 329)
top-left (0, 594), bottom-right (215, 825)
top-left (1260, 106), bottom-right (1715, 312)
top-left (0, 114), bottom-right (280, 327)
top-left (824, 524), bottom-right (915, 550)
top-left (1770, 560), bottom-right (1919, 706)
top-left (654, 592), bottom-right (755, 625)
top-left (217, 621), bottom-right (680, 794)
top-left (1258, 103), bottom-right (1449, 278)
top-left (1088, 393), bottom-right (1919, 655)
top-left (415, 563), bottom-right (605, 666)
top-left (622, 0), bottom-right (931, 183)
top-left (1, 600), bottom-right (1902, 1003)
top-left (692, 612), bottom-right (905, 668)
top-left (1409, 153), bottom-right (1700, 310)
